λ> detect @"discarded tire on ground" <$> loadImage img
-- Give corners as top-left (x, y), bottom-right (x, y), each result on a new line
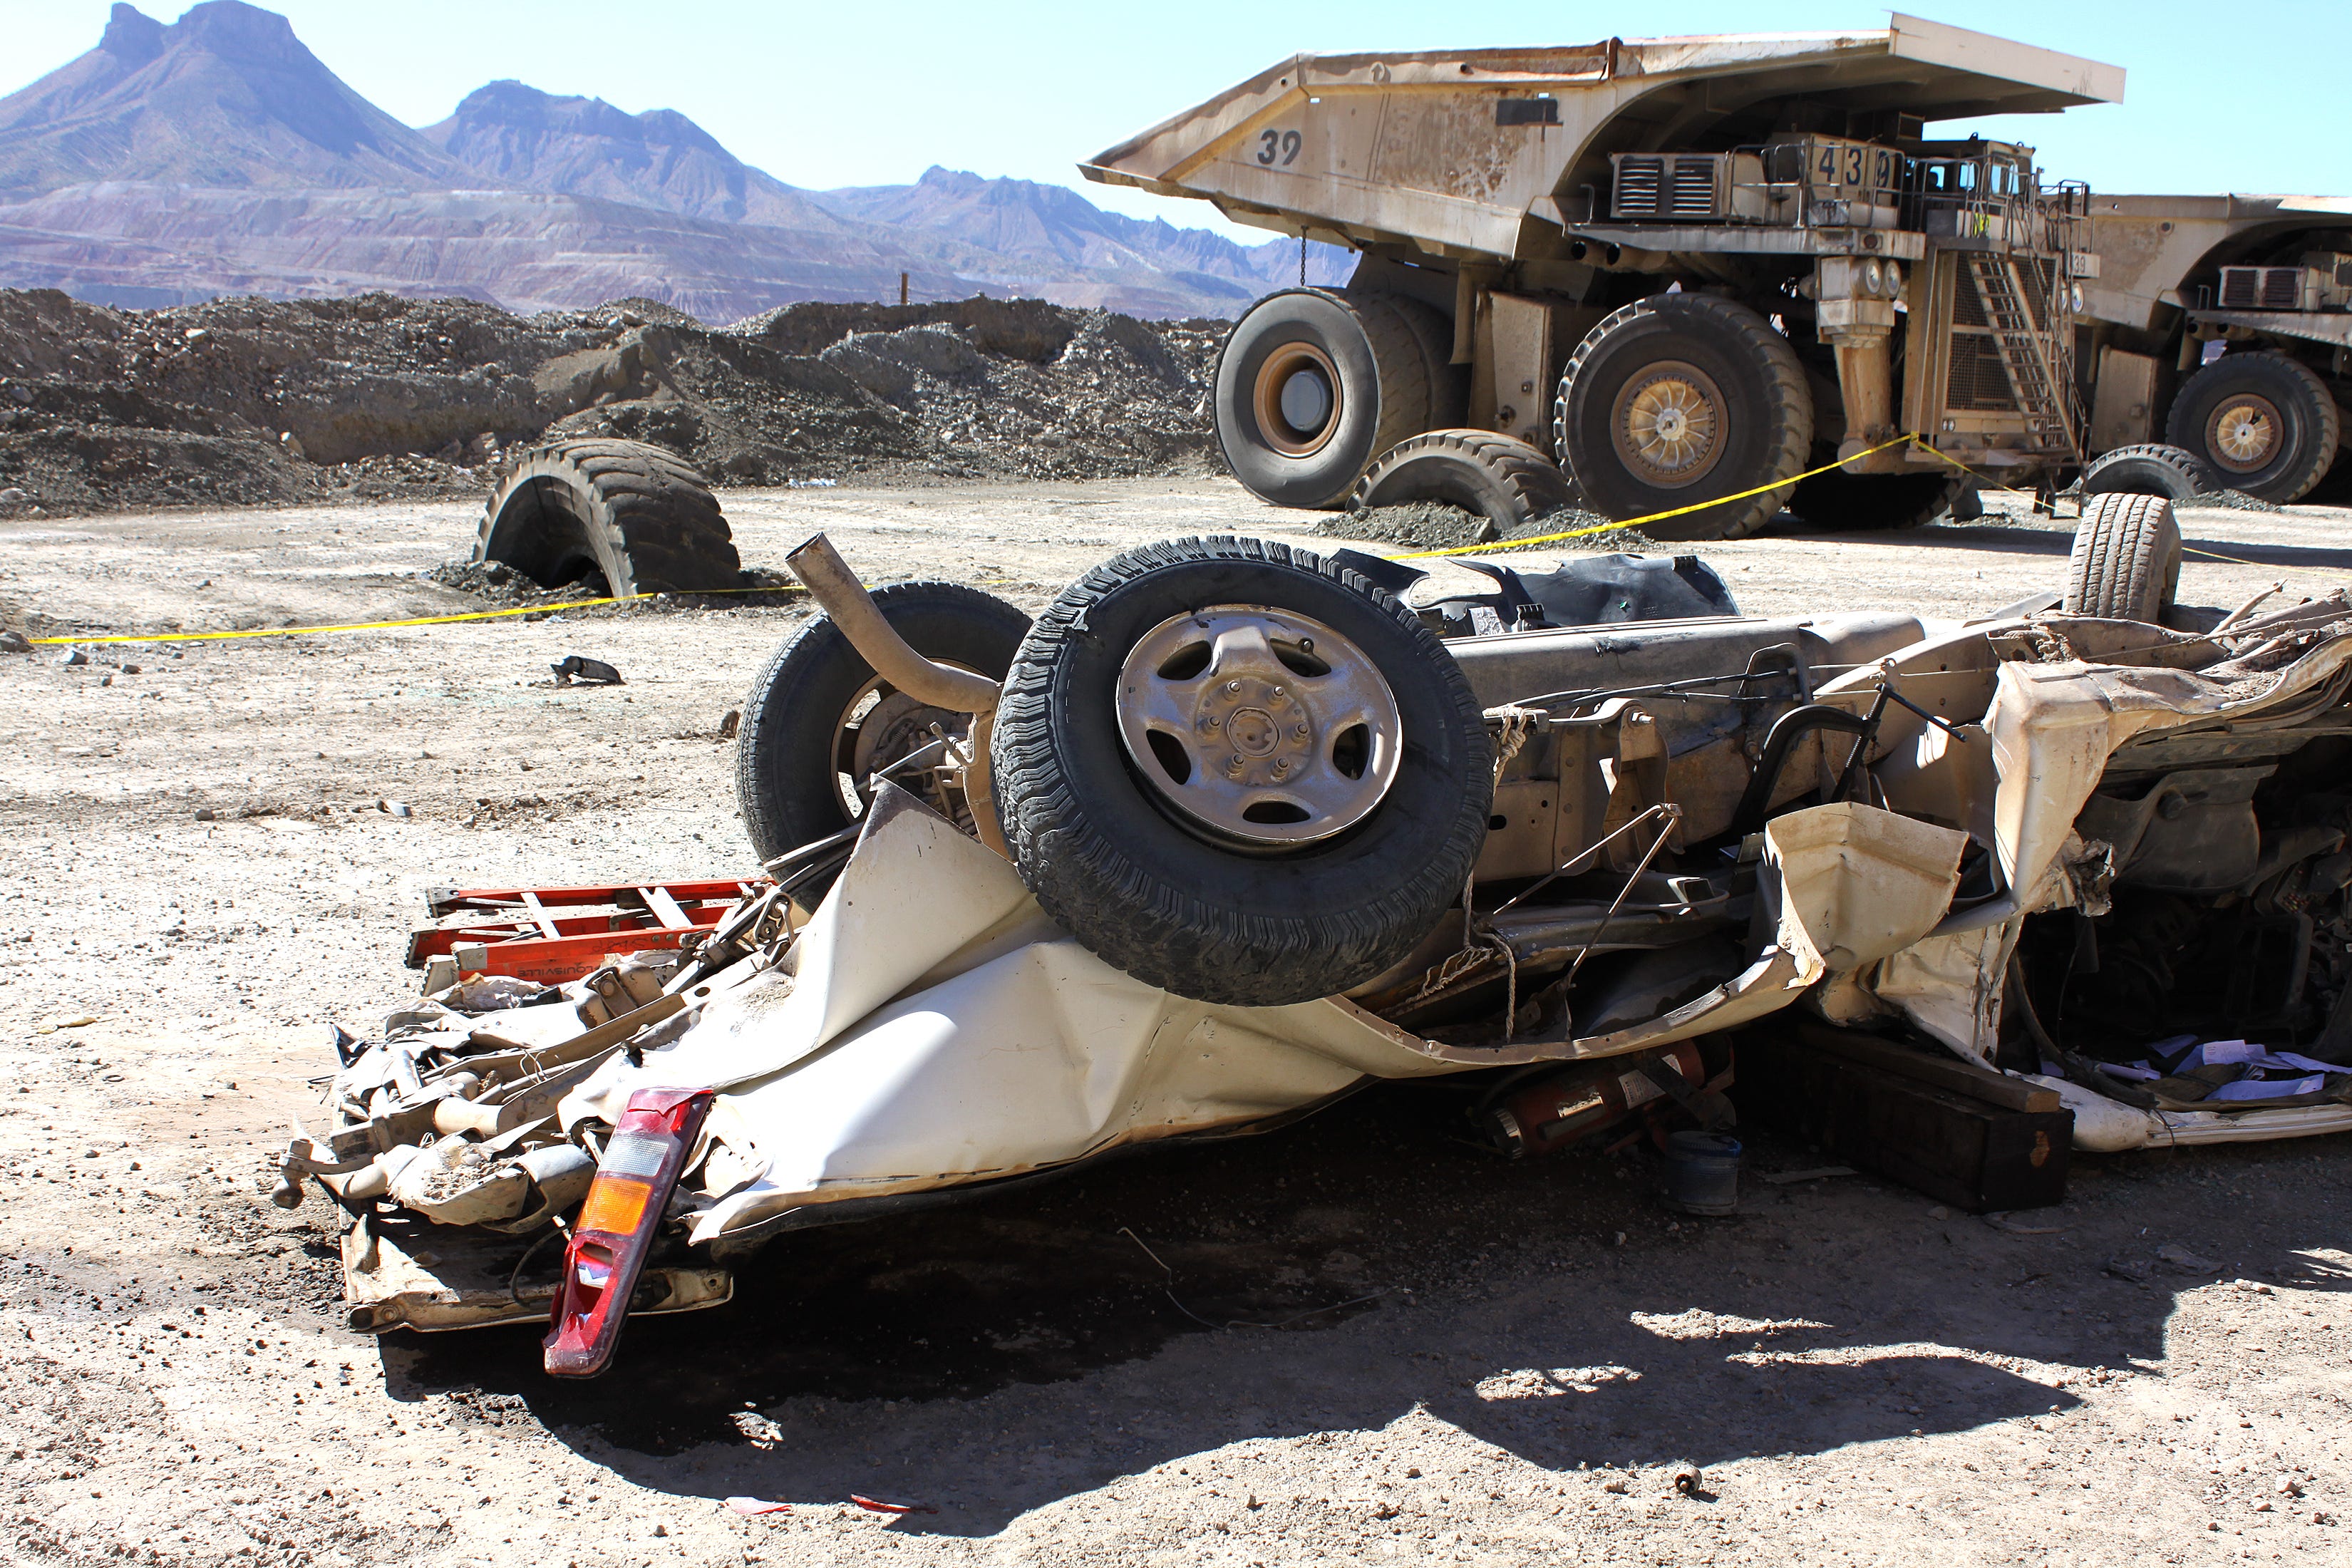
top-left (2080, 443), bottom-right (2213, 502)
top-left (1352, 429), bottom-right (1575, 535)
top-left (475, 438), bottom-right (741, 594)
top-left (736, 581), bottom-right (1031, 890)
top-left (2165, 351), bottom-right (2341, 503)
top-left (1212, 289), bottom-right (1448, 509)
top-left (992, 536), bottom-right (1492, 1007)
top-left (2064, 493), bottom-right (2182, 624)
top-left (1785, 468), bottom-right (1965, 530)
top-left (1552, 294), bottom-right (1812, 541)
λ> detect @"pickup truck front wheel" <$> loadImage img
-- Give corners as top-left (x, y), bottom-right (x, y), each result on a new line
top-left (1553, 295), bottom-right (1813, 540)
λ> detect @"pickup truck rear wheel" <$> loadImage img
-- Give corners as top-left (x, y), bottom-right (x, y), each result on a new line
top-left (2064, 494), bottom-right (2181, 624)
top-left (991, 536), bottom-right (1493, 1006)
top-left (475, 438), bottom-right (739, 594)
top-left (736, 582), bottom-right (1031, 894)
top-left (2165, 352), bottom-right (2340, 503)
top-left (1214, 289), bottom-right (1445, 510)
top-left (1553, 294), bottom-right (1812, 540)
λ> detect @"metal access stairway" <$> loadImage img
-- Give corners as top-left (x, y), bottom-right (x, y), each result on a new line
top-left (1966, 252), bottom-right (2083, 459)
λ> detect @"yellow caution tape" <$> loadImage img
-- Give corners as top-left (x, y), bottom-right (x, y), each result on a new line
top-left (1386, 434), bottom-right (1919, 561)
top-left (24, 582), bottom-right (806, 647)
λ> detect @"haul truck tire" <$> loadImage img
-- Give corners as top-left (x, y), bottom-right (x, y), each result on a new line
top-left (736, 581), bottom-right (1031, 900)
top-left (1785, 469), bottom-right (1966, 531)
top-left (2064, 493), bottom-right (2181, 624)
top-left (1353, 430), bottom-right (1574, 535)
top-left (1214, 289), bottom-right (1442, 509)
top-left (2080, 443), bottom-right (2214, 503)
top-left (475, 438), bottom-right (739, 594)
top-left (1552, 295), bottom-right (1812, 541)
top-left (992, 535), bottom-right (1492, 1007)
top-left (2165, 352), bottom-right (2341, 504)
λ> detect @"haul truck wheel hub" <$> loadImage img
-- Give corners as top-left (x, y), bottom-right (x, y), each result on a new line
top-left (2207, 396), bottom-right (2281, 472)
top-left (1115, 605), bottom-right (1401, 845)
top-left (1614, 363), bottom-right (1726, 487)
top-left (1253, 343), bottom-right (1343, 456)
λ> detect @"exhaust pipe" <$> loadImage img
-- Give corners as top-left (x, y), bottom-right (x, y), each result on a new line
top-left (783, 532), bottom-right (1010, 857)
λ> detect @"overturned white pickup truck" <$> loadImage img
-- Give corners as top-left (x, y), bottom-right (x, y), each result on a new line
top-left (280, 495), bottom-right (2352, 1369)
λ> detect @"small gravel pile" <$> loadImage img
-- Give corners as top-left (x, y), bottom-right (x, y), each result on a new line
top-left (1321, 500), bottom-right (1649, 554)
top-left (0, 287), bottom-right (1226, 514)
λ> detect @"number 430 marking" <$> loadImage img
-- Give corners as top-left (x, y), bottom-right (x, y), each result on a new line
top-left (1257, 129), bottom-right (1302, 167)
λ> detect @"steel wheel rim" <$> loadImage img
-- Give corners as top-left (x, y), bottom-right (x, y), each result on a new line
top-left (830, 663), bottom-right (986, 824)
top-left (2205, 393), bottom-right (2282, 473)
top-left (1612, 361), bottom-right (1726, 488)
top-left (1252, 342), bottom-right (1343, 457)
top-left (1115, 605), bottom-right (1402, 846)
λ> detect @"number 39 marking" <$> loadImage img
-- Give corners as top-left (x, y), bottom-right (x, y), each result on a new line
top-left (1257, 129), bottom-right (1302, 167)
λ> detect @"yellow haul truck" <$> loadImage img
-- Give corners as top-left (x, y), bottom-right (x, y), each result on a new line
top-left (1083, 16), bottom-right (2352, 535)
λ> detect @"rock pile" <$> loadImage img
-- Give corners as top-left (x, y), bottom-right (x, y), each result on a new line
top-left (0, 288), bottom-right (1228, 514)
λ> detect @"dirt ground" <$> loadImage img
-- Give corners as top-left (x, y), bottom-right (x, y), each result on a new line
top-left (2, 477), bottom-right (2349, 1567)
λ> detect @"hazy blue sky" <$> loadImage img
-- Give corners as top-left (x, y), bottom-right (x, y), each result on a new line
top-left (4, 1), bottom-right (2346, 243)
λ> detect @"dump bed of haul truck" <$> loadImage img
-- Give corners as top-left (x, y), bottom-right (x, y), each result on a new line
top-left (1088, 16), bottom-right (2352, 530)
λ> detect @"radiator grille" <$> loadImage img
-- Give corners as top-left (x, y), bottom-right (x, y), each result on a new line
top-left (1611, 154), bottom-right (1721, 220)
top-left (1946, 334), bottom-right (2018, 413)
top-left (2219, 266), bottom-right (2308, 310)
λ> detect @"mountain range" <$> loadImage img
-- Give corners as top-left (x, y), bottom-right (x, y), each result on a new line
top-left (0, 1), bottom-right (1348, 320)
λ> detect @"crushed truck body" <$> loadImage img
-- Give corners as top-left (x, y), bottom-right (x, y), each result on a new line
top-left (277, 505), bottom-right (2352, 1366)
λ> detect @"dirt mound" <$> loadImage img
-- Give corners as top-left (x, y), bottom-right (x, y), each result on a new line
top-left (0, 288), bottom-right (1226, 514)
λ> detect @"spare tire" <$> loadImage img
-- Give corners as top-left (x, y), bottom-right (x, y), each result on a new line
top-left (736, 582), bottom-right (1031, 892)
top-left (992, 537), bottom-right (1492, 1006)
top-left (1213, 290), bottom-right (1443, 510)
top-left (2082, 443), bottom-right (2213, 502)
top-left (476, 438), bottom-right (739, 594)
top-left (1353, 429), bottom-right (1576, 535)
top-left (2064, 493), bottom-right (2182, 623)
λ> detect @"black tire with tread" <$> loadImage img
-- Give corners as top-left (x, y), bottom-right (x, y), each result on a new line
top-left (1785, 468), bottom-right (1966, 530)
top-left (991, 535), bottom-right (1493, 1007)
top-left (475, 438), bottom-right (738, 594)
top-left (1212, 289), bottom-right (1442, 510)
top-left (2164, 352), bottom-right (2341, 504)
top-left (2064, 493), bottom-right (2182, 624)
top-left (2081, 443), bottom-right (2214, 502)
top-left (1552, 294), bottom-right (1812, 540)
top-left (1352, 429), bottom-right (1574, 532)
top-left (735, 580), bottom-right (1031, 894)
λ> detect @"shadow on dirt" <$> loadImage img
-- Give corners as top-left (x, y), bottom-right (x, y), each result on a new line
top-left (379, 1083), bottom-right (2352, 1537)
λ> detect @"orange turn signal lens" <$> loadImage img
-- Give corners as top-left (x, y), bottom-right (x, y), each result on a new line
top-left (577, 1174), bottom-right (653, 1236)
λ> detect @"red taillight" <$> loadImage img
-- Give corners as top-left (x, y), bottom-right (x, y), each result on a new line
top-left (543, 1086), bottom-right (713, 1378)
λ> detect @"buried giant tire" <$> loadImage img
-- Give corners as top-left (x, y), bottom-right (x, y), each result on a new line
top-left (1552, 294), bottom-right (1812, 541)
top-left (992, 537), bottom-right (1492, 1007)
top-left (1785, 468), bottom-right (1967, 530)
top-left (2063, 493), bottom-right (2182, 624)
top-left (475, 438), bottom-right (739, 594)
top-left (1352, 429), bottom-right (1576, 534)
top-left (1213, 289), bottom-right (1455, 510)
top-left (736, 581), bottom-right (1031, 897)
top-left (2165, 352), bottom-right (2341, 504)
top-left (2081, 443), bottom-right (2214, 503)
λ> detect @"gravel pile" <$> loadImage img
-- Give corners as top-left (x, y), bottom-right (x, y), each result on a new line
top-left (0, 288), bottom-right (1226, 515)
top-left (1321, 500), bottom-right (1647, 554)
